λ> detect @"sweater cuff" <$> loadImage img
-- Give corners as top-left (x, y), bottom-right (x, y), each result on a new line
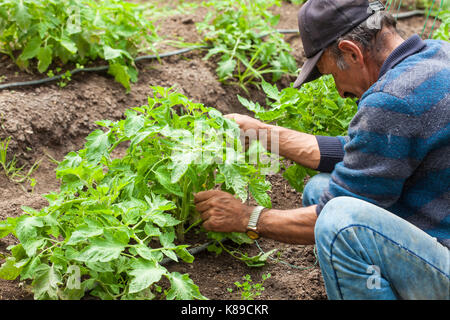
top-left (315, 135), bottom-right (345, 173)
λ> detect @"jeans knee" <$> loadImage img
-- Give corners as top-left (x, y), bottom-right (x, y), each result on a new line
top-left (314, 196), bottom-right (369, 245)
top-left (302, 173), bottom-right (331, 207)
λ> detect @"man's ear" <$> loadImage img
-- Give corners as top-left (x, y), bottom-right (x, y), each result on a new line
top-left (337, 40), bottom-right (364, 65)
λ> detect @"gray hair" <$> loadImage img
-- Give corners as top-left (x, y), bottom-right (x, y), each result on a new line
top-left (330, 11), bottom-right (399, 70)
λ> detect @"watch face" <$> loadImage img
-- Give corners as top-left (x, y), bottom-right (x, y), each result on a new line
top-left (246, 230), bottom-right (259, 240)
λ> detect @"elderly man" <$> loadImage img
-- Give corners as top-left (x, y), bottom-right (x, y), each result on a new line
top-left (194, 0), bottom-right (449, 299)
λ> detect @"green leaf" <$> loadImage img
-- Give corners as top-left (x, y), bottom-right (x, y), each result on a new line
top-left (282, 164), bottom-right (309, 193)
top-left (261, 81), bottom-right (280, 101)
top-left (165, 272), bottom-right (206, 300)
top-left (0, 257), bottom-right (22, 280)
top-left (175, 245), bottom-right (194, 263)
top-left (279, 51), bottom-right (297, 72)
top-left (85, 261), bottom-right (114, 273)
top-left (20, 37), bottom-right (42, 60)
top-left (324, 98), bottom-right (339, 110)
top-left (37, 46), bottom-right (53, 73)
top-left (57, 151), bottom-right (82, 171)
top-left (219, 164), bottom-right (248, 202)
top-left (130, 127), bottom-right (159, 147)
top-left (0, 217), bottom-right (17, 238)
top-left (124, 110), bottom-right (146, 137)
top-left (129, 259), bottom-right (167, 294)
top-left (108, 63), bottom-right (131, 91)
top-left (32, 264), bottom-right (62, 300)
top-left (20, 256), bottom-right (41, 280)
top-left (75, 231), bottom-right (128, 263)
top-left (22, 238), bottom-right (46, 257)
top-left (151, 212), bottom-right (180, 228)
top-left (103, 46), bottom-right (132, 60)
top-left (16, 216), bottom-right (44, 244)
top-left (85, 129), bottom-right (111, 162)
top-left (249, 179), bottom-right (272, 208)
top-left (217, 58), bottom-right (236, 79)
top-left (162, 249), bottom-right (178, 262)
top-left (14, 1), bottom-right (32, 31)
top-left (60, 36), bottom-right (77, 54)
top-left (169, 161), bottom-right (189, 184)
top-left (237, 95), bottom-right (264, 114)
top-left (236, 249), bottom-right (277, 268)
top-left (135, 245), bottom-right (163, 263)
top-left (144, 223), bottom-right (162, 237)
top-left (143, 195), bottom-right (179, 226)
top-left (67, 224), bottom-right (104, 245)
top-left (154, 166), bottom-right (183, 197)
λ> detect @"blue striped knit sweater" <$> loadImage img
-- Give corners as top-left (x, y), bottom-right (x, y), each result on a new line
top-left (315, 35), bottom-right (450, 249)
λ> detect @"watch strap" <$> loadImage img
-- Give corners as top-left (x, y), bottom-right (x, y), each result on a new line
top-left (247, 206), bottom-right (265, 229)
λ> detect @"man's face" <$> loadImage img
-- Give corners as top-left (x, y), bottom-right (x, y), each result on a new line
top-left (316, 46), bottom-right (371, 99)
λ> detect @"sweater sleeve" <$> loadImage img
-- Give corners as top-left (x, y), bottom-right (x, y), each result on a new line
top-left (315, 135), bottom-right (348, 173)
top-left (316, 92), bottom-right (423, 215)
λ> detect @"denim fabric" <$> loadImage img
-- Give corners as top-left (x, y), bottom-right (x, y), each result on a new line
top-left (303, 174), bottom-right (450, 300)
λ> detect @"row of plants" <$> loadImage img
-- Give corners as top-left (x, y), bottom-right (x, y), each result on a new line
top-left (0, 86), bottom-right (277, 300)
top-left (0, 0), bottom-right (300, 91)
top-left (1, 0), bottom-right (447, 92)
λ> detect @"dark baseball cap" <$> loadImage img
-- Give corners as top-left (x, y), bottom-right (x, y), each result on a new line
top-left (293, 0), bottom-right (385, 88)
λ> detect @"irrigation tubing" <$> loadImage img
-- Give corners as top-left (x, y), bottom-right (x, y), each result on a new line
top-left (0, 10), bottom-right (427, 91)
top-left (0, 45), bottom-right (210, 91)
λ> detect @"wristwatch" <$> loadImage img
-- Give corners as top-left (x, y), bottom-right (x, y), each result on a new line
top-left (246, 206), bottom-right (266, 240)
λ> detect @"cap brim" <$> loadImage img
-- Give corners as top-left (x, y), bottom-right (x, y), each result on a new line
top-left (293, 50), bottom-right (324, 88)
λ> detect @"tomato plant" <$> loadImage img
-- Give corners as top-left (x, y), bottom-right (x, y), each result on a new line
top-left (0, 87), bottom-right (276, 300)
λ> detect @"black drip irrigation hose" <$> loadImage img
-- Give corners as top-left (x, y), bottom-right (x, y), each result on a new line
top-left (0, 9), bottom-right (426, 91)
top-left (0, 45), bottom-right (210, 91)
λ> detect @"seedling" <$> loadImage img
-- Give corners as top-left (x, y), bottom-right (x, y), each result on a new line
top-left (0, 136), bottom-right (41, 191)
top-left (228, 273), bottom-right (271, 300)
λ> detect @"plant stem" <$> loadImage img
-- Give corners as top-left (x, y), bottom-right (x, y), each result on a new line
top-left (177, 177), bottom-right (192, 241)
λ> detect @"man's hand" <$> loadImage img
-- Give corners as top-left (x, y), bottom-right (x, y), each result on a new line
top-left (225, 113), bottom-right (320, 169)
top-left (225, 113), bottom-right (273, 150)
top-left (194, 190), bottom-right (254, 233)
top-left (225, 113), bottom-right (269, 133)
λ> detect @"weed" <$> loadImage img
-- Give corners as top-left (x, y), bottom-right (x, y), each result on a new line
top-left (0, 136), bottom-right (41, 192)
top-left (228, 273), bottom-right (271, 300)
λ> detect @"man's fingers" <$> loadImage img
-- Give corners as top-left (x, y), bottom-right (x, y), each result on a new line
top-left (200, 208), bottom-right (212, 222)
top-left (224, 113), bottom-right (238, 120)
top-left (194, 190), bottom-right (225, 204)
top-left (202, 219), bottom-right (214, 231)
top-left (195, 199), bottom-right (212, 213)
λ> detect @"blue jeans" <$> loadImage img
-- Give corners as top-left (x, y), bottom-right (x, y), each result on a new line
top-left (303, 173), bottom-right (450, 300)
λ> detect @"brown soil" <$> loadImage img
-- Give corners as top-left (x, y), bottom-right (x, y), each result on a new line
top-left (0, 1), bottom-right (433, 300)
